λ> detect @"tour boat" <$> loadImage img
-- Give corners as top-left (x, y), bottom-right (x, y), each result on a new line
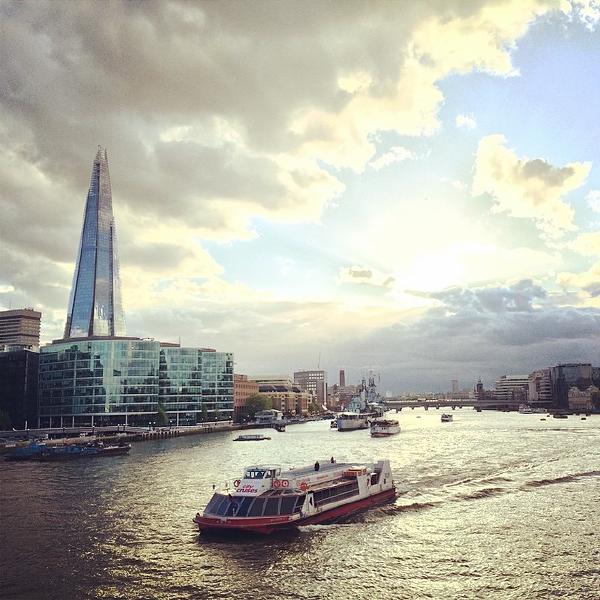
top-left (234, 434), bottom-right (271, 441)
top-left (441, 414), bottom-right (453, 422)
top-left (336, 412), bottom-right (369, 431)
top-left (193, 459), bottom-right (396, 535)
top-left (370, 419), bottom-right (400, 437)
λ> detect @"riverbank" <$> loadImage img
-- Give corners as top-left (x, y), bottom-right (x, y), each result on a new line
top-left (0, 418), bottom-right (325, 453)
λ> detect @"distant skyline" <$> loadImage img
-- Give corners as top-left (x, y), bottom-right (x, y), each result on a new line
top-left (1, 1), bottom-right (600, 391)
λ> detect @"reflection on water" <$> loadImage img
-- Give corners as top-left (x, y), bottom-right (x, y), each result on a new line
top-left (1, 411), bottom-right (599, 599)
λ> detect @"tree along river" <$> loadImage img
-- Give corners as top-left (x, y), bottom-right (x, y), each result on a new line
top-left (1, 410), bottom-right (598, 600)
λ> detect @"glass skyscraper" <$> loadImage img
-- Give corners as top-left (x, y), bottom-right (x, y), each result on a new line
top-left (64, 146), bottom-right (125, 339)
top-left (38, 146), bottom-right (234, 427)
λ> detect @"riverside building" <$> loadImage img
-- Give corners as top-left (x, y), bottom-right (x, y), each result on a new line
top-left (38, 147), bottom-right (233, 427)
top-left (294, 369), bottom-right (327, 406)
top-left (0, 308), bottom-right (41, 350)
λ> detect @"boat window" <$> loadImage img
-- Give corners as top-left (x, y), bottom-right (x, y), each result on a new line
top-left (216, 497), bottom-right (232, 516)
top-left (235, 496), bottom-right (254, 517)
top-left (248, 498), bottom-right (266, 517)
top-left (264, 497), bottom-right (281, 516)
top-left (244, 469), bottom-right (267, 479)
top-left (280, 496), bottom-right (297, 515)
top-left (294, 495), bottom-right (306, 512)
top-left (206, 494), bottom-right (227, 515)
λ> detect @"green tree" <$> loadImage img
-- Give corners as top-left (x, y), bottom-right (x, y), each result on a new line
top-left (244, 394), bottom-right (271, 420)
top-left (156, 401), bottom-right (169, 427)
top-left (308, 401), bottom-right (320, 414)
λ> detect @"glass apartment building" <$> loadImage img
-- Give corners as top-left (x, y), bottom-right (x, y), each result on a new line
top-left (39, 339), bottom-right (160, 427)
top-left (159, 347), bottom-right (233, 425)
top-left (39, 340), bottom-right (234, 427)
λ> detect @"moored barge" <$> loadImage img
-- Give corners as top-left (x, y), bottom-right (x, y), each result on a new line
top-left (194, 459), bottom-right (395, 534)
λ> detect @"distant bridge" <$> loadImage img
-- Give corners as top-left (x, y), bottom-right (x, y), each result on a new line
top-left (384, 399), bottom-right (519, 410)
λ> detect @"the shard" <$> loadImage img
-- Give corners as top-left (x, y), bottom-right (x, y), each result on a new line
top-left (63, 146), bottom-right (126, 339)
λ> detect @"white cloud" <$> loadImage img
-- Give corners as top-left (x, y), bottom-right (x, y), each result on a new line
top-left (472, 134), bottom-right (591, 238)
top-left (369, 146), bottom-right (415, 170)
top-left (456, 114), bottom-right (477, 129)
top-left (562, 0), bottom-right (600, 30)
top-left (586, 190), bottom-right (600, 212)
top-left (568, 230), bottom-right (600, 256)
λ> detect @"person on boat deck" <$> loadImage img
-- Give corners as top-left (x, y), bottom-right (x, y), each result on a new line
top-left (314, 460), bottom-right (320, 471)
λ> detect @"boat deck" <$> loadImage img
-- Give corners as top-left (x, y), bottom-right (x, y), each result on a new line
top-left (284, 461), bottom-right (351, 477)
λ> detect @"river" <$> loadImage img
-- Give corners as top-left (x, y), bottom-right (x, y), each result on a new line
top-left (1, 410), bottom-right (598, 600)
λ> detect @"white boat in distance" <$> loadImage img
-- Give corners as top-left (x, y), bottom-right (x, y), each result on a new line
top-left (337, 412), bottom-right (369, 431)
top-left (370, 419), bottom-right (400, 437)
top-left (441, 414), bottom-right (453, 423)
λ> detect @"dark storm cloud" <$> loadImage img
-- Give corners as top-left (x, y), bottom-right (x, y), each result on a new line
top-left (428, 279), bottom-right (546, 313)
top-left (335, 281), bottom-right (600, 391)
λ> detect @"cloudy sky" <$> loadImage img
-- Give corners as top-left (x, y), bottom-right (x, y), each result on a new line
top-left (2, 0), bottom-right (600, 392)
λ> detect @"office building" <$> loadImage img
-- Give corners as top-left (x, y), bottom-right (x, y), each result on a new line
top-left (257, 383), bottom-right (310, 416)
top-left (0, 348), bottom-right (39, 429)
top-left (339, 369), bottom-right (346, 387)
top-left (233, 374), bottom-right (259, 420)
top-left (494, 375), bottom-right (528, 404)
top-left (0, 308), bottom-right (41, 350)
top-left (568, 386), bottom-right (598, 412)
top-left (528, 369), bottom-right (552, 406)
top-left (294, 369), bottom-right (327, 406)
top-left (550, 364), bottom-right (594, 408)
top-left (64, 146), bottom-right (125, 339)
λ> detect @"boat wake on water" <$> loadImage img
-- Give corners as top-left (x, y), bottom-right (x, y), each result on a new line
top-left (523, 470), bottom-right (600, 488)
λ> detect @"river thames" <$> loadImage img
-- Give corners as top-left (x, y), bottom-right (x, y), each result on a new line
top-left (1, 410), bottom-right (598, 600)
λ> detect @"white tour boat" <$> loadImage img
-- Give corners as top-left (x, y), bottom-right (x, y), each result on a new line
top-left (233, 434), bottom-right (271, 441)
top-left (370, 418), bottom-right (400, 437)
top-left (337, 412), bottom-right (369, 431)
top-left (193, 459), bottom-right (395, 535)
top-left (441, 414), bottom-right (453, 422)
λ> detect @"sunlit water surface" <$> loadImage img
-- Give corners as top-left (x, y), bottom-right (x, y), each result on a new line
top-left (1, 410), bottom-right (599, 600)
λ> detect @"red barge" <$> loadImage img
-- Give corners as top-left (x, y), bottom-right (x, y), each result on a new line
top-left (194, 459), bottom-right (395, 535)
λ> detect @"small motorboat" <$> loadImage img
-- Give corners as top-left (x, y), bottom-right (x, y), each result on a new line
top-left (233, 434), bottom-right (271, 442)
top-left (441, 414), bottom-right (453, 423)
top-left (370, 419), bottom-right (400, 437)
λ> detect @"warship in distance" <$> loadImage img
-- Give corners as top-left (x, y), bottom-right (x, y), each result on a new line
top-left (337, 374), bottom-right (386, 432)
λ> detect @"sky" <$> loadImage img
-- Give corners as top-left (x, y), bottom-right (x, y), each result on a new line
top-left (2, 0), bottom-right (600, 393)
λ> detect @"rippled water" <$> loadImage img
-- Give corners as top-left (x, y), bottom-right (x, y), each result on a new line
top-left (1, 410), bottom-right (599, 600)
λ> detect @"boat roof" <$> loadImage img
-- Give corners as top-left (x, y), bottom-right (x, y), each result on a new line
top-left (283, 461), bottom-right (353, 477)
top-left (244, 464), bottom-right (280, 470)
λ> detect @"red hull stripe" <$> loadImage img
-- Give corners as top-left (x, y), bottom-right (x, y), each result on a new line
top-left (194, 488), bottom-right (396, 534)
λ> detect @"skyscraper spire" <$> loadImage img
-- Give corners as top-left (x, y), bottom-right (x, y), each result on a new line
top-left (64, 146), bottom-right (126, 339)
